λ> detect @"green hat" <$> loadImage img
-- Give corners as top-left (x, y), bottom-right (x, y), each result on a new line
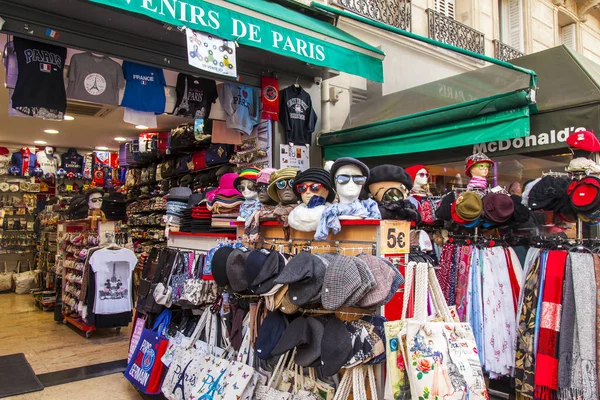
top-left (455, 191), bottom-right (483, 221)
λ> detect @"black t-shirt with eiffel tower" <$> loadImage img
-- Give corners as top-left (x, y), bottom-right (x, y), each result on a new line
top-left (172, 73), bottom-right (218, 119)
top-left (67, 52), bottom-right (125, 105)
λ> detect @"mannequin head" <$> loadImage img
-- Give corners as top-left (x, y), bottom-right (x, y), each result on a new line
top-left (413, 168), bottom-right (429, 187)
top-left (405, 165), bottom-right (429, 194)
top-left (292, 168), bottom-right (334, 206)
top-left (237, 179), bottom-right (258, 200)
top-left (469, 162), bottom-right (491, 178)
top-left (86, 190), bottom-right (104, 210)
top-left (45, 146), bottom-right (54, 155)
top-left (367, 165), bottom-right (413, 203)
top-left (257, 183), bottom-right (274, 204)
top-left (465, 153), bottom-right (494, 178)
top-left (334, 164), bottom-right (366, 204)
top-left (267, 168), bottom-right (300, 205)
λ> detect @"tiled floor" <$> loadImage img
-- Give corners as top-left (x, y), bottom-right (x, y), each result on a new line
top-left (0, 293), bottom-right (140, 399)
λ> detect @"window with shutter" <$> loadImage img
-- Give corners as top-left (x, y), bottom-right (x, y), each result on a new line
top-left (349, 88), bottom-right (368, 105)
top-left (561, 23), bottom-right (577, 50)
top-left (435, 0), bottom-right (455, 19)
top-left (500, 0), bottom-right (524, 51)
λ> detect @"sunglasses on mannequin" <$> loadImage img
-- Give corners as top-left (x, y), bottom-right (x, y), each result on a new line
top-left (296, 183), bottom-right (325, 194)
top-left (335, 175), bottom-right (367, 185)
top-left (275, 179), bottom-right (295, 190)
top-left (417, 172), bottom-right (429, 178)
top-left (89, 198), bottom-right (103, 203)
top-left (237, 182), bottom-right (256, 192)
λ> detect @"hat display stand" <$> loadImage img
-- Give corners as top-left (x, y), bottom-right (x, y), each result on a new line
top-left (235, 218), bottom-right (412, 399)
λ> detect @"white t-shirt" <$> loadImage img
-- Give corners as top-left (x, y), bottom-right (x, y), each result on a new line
top-left (89, 247), bottom-right (137, 315)
top-left (36, 150), bottom-right (61, 174)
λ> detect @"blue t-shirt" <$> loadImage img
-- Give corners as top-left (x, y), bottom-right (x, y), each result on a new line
top-left (120, 61), bottom-right (166, 114)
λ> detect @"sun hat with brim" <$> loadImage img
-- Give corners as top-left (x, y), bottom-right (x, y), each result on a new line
top-left (451, 201), bottom-right (468, 224)
top-left (320, 317), bottom-right (353, 377)
top-left (255, 311), bottom-right (287, 360)
top-left (295, 317), bottom-right (325, 367)
top-left (233, 167), bottom-right (260, 189)
top-left (209, 173), bottom-right (241, 200)
top-left (292, 168), bottom-right (335, 203)
top-left (267, 168), bottom-right (299, 202)
top-left (271, 317), bottom-right (311, 357)
top-left (226, 247), bottom-right (252, 292)
top-left (329, 157), bottom-right (370, 186)
top-left (465, 153), bottom-right (494, 177)
top-left (483, 193), bottom-right (515, 224)
top-left (167, 186), bottom-right (192, 202)
top-left (455, 192), bottom-right (483, 221)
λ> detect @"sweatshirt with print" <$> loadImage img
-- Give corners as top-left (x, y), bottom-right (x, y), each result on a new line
top-left (218, 83), bottom-right (260, 135)
top-left (279, 85), bottom-right (317, 146)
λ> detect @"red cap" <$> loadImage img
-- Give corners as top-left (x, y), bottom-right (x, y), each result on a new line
top-left (451, 201), bottom-right (468, 224)
top-left (0, 147), bottom-right (8, 156)
top-left (405, 165), bottom-right (428, 182)
top-left (567, 130), bottom-right (600, 153)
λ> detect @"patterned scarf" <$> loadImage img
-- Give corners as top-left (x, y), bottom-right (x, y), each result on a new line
top-left (436, 242), bottom-right (455, 304)
top-left (454, 245), bottom-right (473, 321)
top-left (534, 250), bottom-right (566, 399)
top-left (448, 245), bottom-right (459, 306)
top-left (515, 255), bottom-right (541, 399)
top-left (560, 253), bottom-right (598, 400)
top-left (594, 254), bottom-right (600, 397)
top-left (467, 175), bottom-right (488, 190)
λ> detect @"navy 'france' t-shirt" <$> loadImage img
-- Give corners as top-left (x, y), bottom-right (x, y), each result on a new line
top-left (120, 61), bottom-right (166, 114)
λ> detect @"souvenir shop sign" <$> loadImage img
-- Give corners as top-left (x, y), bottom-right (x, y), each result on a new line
top-left (379, 220), bottom-right (410, 255)
top-left (87, 0), bottom-right (384, 82)
top-left (186, 29), bottom-right (237, 78)
top-left (280, 144), bottom-right (309, 171)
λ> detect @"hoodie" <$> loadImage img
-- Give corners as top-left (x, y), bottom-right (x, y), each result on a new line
top-left (218, 83), bottom-right (260, 135)
top-left (279, 85), bottom-right (317, 146)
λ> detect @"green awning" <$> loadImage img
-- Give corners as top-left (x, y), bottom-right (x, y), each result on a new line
top-left (323, 103), bottom-right (530, 160)
top-left (88, 0), bottom-right (384, 82)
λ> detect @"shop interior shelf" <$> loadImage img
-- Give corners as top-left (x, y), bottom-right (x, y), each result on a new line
top-left (169, 231), bottom-right (237, 239)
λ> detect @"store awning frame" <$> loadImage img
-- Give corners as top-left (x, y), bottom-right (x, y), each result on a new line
top-left (87, 0), bottom-right (385, 82)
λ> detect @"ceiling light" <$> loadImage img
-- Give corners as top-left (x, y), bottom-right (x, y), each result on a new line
top-left (95, 146), bottom-right (109, 151)
top-left (114, 137), bottom-right (128, 142)
top-left (44, 129), bottom-right (59, 134)
top-left (34, 140), bottom-right (47, 145)
top-left (63, 115), bottom-right (74, 121)
top-left (135, 125), bottom-right (148, 130)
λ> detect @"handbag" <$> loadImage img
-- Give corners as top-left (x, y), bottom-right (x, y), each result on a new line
top-left (169, 251), bottom-right (188, 303)
top-left (401, 263), bottom-right (488, 400)
top-left (128, 312), bottom-right (149, 363)
top-left (0, 262), bottom-right (14, 292)
top-left (300, 369), bottom-right (335, 400)
top-left (332, 365), bottom-right (378, 400)
top-left (180, 254), bottom-right (208, 306)
top-left (253, 351), bottom-right (292, 400)
top-left (124, 309), bottom-right (172, 394)
top-left (13, 261), bottom-right (36, 294)
top-left (151, 249), bottom-right (178, 309)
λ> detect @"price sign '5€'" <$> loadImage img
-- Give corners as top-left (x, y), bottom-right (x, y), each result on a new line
top-left (379, 220), bottom-right (410, 255)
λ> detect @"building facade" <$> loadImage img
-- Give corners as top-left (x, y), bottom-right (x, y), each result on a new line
top-left (303, 0), bottom-right (600, 131)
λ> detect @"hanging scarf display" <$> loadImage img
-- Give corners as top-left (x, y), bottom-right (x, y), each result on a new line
top-left (436, 242), bottom-right (455, 303)
top-left (515, 256), bottom-right (541, 399)
top-left (594, 254), bottom-right (600, 395)
top-left (447, 245), bottom-right (459, 307)
top-left (533, 250), bottom-right (566, 399)
top-left (466, 248), bottom-right (485, 365)
top-left (559, 253), bottom-right (598, 400)
top-left (261, 76), bottom-right (279, 121)
top-left (454, 245), bottom-right (472, 321)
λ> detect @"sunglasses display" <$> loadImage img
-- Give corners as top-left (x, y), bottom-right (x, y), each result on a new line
top-left (237, 182), bottom-right (257, 192)
top-left (275, 179), bottom-right (295, 190)
top-left (296, 183), bottom-right (324, 194)
top-left (89, 197), bottom-right (103, 203)
top-left (335, 175), bottom-right (367, 185)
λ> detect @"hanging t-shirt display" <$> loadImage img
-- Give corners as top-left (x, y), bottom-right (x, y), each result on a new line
top-left (11, 37), bottom-right (67, 120)
top-left (279, 85), bottom-right (318, 146)
top-left (89, 247), bottom-right (137, 315)
top-left (172, 73), bottom-right (218, 119)
top-left (120, 61), bottom-right (166, 114)
top-left (10, 148), bottom-right (37, 176)
top-left (67, 52), bottom-right (125, 105)
top-left (218, 83), bottom-right (260, 135)
top-left (36, 148), bottom-right (61, 175)
top-left (61, 148), bottom-right (84, 176)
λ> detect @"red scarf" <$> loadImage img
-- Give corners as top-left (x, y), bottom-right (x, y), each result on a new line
top-left (20, 148), bottom-right (30, 176)
top-left (534, 250), bottom-right (567, 398)
top-left (261, 76), bottom-right (279, 121)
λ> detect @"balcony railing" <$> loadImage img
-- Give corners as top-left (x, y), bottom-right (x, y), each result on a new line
top-left (493, 39), bottom-right (524, 61)
top-left (426, 9), bottom-right (485, 55)
top-left (332, 0), bottom-right (411, 31)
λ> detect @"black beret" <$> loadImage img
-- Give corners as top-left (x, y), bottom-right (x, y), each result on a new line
top-left (367, 164), bottom-right (413, 190)
top-left (329, 157), bottom-right (370, 186)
